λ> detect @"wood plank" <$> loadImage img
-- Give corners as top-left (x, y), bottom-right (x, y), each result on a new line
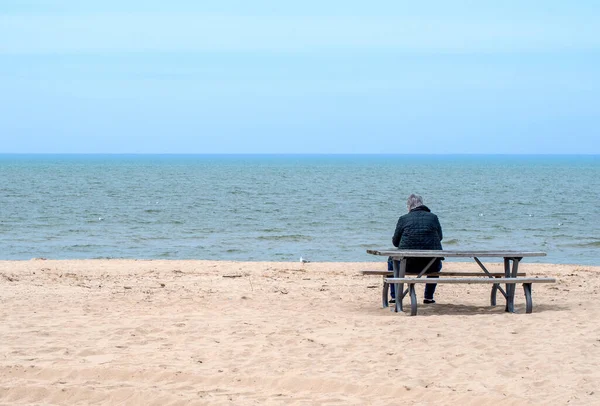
top-left (367, 249), bottom-right (546, 258)
top-left (361, 270), bottom-right (393, 275)
top-left (361, 271), bottom-right (526, 277)
top-left (385, 277), bottom-right (556, 284)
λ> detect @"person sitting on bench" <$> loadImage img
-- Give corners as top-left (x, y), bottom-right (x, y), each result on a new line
top-left (390, 194), bottom-right (444, 304)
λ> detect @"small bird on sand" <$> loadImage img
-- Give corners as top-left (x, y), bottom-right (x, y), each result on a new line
top-left (300, 256), bottom-right (310, 264)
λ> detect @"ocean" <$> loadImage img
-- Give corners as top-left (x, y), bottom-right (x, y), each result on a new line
top-left (0, 154), bottom-right (598, 265)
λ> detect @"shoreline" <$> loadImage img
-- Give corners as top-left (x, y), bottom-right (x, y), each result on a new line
top-left (2, 260), bottom-right (599, 404)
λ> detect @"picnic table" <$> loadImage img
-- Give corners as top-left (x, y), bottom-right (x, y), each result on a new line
top-left (366, 249), bottom-right (555, 315)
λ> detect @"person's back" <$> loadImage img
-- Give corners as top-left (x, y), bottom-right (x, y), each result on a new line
top-left (393, 205), bottom-right (443, 251)
top-left (389, 194), bottom-right (443, 304)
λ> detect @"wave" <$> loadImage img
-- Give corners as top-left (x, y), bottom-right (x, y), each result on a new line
top-left (444, 239), bottom-right (459, 245)
top-left (548, 234), bottom-right (575, 238)
top-left (260, 228), bottom-right (286, 233)
top-left (228, 189), bottom-right (250, 195)
top-left (257, 235), bottom-right (313, 242)
top-left (560, 241), bottom-right (600, 248)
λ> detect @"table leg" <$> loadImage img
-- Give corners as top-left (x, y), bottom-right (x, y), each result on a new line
top-left (392, 259), bottom-right (398, 312)
top-left (504, 258), bottom-right (513, 312)
top-left (509, 258), bottom-right (521, 312)
top-left (504, 257), bottom-right (522, 313)
top-left (398, 259), bottom-right (406, 313)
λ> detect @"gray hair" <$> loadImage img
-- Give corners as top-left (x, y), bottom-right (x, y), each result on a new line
top-left (407, 194), bottom-right (423, 211)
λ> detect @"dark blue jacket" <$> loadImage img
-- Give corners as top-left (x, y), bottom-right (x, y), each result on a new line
top-left (392, 205), bottom-right (443, 274)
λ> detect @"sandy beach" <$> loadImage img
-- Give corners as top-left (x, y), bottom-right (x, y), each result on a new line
top-left (1, 259), bottom-right (599, 405)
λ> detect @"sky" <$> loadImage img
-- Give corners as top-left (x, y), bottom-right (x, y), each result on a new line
top-left (1, 0), bottom-right (599, 154)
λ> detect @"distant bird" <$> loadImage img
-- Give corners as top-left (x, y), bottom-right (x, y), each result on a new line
top-left (300, 256), bottom-right (310, 264)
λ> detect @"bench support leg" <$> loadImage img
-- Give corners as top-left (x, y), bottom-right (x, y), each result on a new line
top-left (523, 283), bottom-right (533, 314)
top-left (393, 259), bottom-right (406, 313)
top-left (409, 284), bottom-right (417, 316)
top-left (491, 283), bottom-right (498, 306)
top-left (490, 281), bottom-right (508, 306)
top-left (395, 283), bottom-right (404, 312)
top-left (382, 279), bottom-right (389, 308)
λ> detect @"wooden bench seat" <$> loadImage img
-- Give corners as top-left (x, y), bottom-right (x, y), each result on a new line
top-left (385, 277), bottom-right (556, 315)
top-left (361, 270), bottom-right (526, 277)
top-left (385, 277), bottom-right (553, 284)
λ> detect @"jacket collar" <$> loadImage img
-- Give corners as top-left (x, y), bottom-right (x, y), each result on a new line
top-left (410, 205), bottom-right (431, 213)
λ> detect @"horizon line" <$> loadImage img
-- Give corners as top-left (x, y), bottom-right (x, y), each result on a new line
top-left (0, 152), bottom-right (598, 156)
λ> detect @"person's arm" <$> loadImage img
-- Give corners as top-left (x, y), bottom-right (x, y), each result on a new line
top-left (392, 218), bottom-right (403, 247)
top-left (435, 215), bottom-right (443, 241)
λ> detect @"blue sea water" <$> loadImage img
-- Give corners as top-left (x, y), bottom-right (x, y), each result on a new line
top-left (0, 154), bottom-right (598, 265)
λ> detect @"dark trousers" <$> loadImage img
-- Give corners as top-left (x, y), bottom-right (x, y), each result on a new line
top-left (388, 259), bottom-right (441, 300)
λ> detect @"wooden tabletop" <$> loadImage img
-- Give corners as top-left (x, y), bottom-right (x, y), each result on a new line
top-left (367, 249), bottom-right (547, 258)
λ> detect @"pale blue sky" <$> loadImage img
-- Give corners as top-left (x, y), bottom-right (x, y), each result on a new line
top-left (1, 0), bottom-right (599, 153)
